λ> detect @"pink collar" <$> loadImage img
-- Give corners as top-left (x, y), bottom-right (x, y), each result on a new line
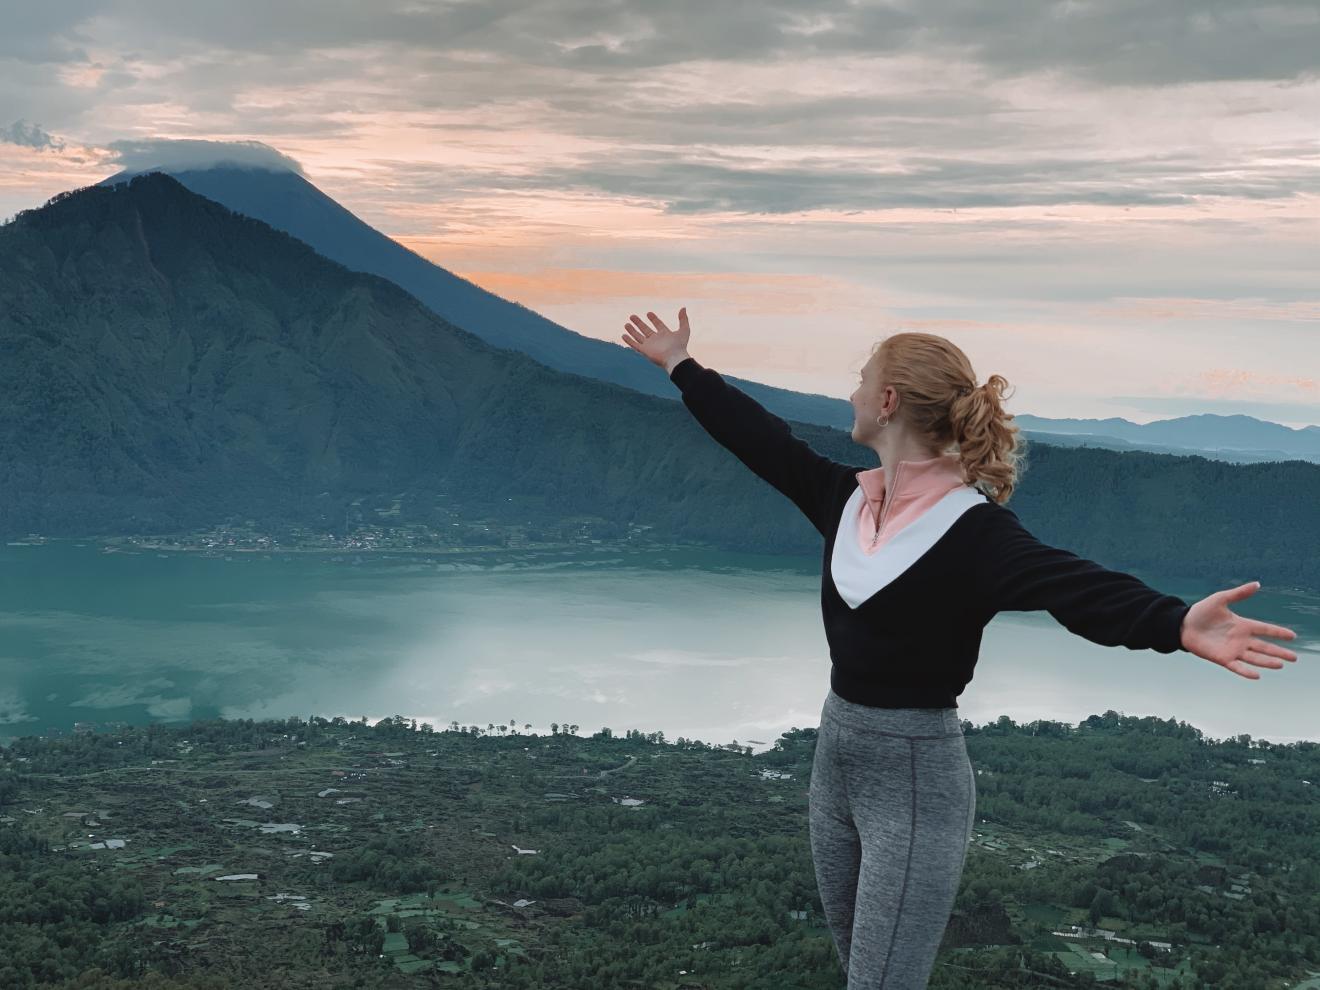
top-left (855, 452), bottom-right (966, 512)
top-left (853, 453), bottom-right (971, 554)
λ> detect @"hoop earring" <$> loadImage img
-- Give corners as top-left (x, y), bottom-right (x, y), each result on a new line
top-left (875, 416), bottom-right (890, 428)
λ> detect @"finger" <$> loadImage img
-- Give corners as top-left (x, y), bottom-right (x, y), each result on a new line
top-left (679, 306), bottom-right (688, 328)
top-left (1238, 647), bottom-right (1285, 668)
top-left (627, 315), bottom-right (653, 336)
top-left (1223, 580), bottom-right (1261, 602)
top-left (1246, 639), bottom-right (1297, 662)
top-left (1250, 620), bottom-right (1297, 641)
top-left (646, 311), bottom-right (670, 333)
top-left (1226, 660), bottom-right (1261, 680)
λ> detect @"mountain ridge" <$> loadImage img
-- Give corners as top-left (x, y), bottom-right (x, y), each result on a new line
top-left (3, 172), bottom-right (1317, 593)
top-left (95, 165), bottom-right (853, 430)
top-left (0, 172), bottom-right (868, 550)
top-left (94, 163), bottom-right (1318, 464)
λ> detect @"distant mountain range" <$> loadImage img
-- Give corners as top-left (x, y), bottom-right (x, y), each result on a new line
top-left (2, 172), bottom-right (1315, 592)
top-left (1012, 414), bottom-right (1320, 465)
top-left (96, 162), bottom-right (1318, 467)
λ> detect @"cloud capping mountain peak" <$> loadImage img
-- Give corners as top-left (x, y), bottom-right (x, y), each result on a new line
top-left (106, 137), bottom-right (304, 177)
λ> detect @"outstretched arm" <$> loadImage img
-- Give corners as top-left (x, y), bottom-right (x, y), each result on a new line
top-left (622, 308), bottom-right (852, 538)
top-left (980, 505), bottom-right (1193, 654)
top-left (668, 356), bottom-right (851, 536)
top-left (979, 506), bottom-right (1300, 679)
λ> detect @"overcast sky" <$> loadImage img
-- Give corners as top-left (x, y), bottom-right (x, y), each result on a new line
top-left (2, 0), bottom-right (1317, 426)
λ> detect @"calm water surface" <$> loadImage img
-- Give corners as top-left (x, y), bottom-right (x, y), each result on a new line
top-left (1, 541), bottom-right (1316, 751)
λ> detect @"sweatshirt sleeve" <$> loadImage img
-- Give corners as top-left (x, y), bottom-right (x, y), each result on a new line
top-left (979, 505), bottom-right (1191, 654)
top-left (669, 356), bottom-right (851, 538)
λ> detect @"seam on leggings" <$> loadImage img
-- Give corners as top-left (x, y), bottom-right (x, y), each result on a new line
top-left (878, 738), bottom-right (917, 989)
top-left (967, 758), bottom-right (977, 845)
top-left (835, 723), bottom-right (851, 815)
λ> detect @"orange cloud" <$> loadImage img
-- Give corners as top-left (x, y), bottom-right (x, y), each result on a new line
top-left (403, 257), bottom-right (847, 316)
top-left (1087, 297), bottom-right (1320, 323)
top-left (1196, 368), bottom-right (1319, 395)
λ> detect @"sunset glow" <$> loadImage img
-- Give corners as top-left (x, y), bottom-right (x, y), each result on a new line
top-left (3, 0), bottom-right (1316, 424)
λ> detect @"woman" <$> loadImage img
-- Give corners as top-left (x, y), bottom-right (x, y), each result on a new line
top-left (622, 308), bottom-right (1299, 989)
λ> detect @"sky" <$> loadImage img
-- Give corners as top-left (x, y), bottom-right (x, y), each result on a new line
top-left (1, 0), bottom-right (1317, 427)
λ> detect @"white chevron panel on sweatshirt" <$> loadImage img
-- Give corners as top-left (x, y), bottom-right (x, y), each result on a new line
top-left (830, 485), bottom-right (989, 609)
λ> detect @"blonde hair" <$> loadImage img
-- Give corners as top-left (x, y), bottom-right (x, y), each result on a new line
top-left (868, 332), bottom-right (1024, 505)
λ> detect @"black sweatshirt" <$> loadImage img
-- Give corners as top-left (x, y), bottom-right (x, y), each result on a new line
top-left (669, 356), bottom-right (1192, 709)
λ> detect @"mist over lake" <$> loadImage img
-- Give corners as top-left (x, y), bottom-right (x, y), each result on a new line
top-left (2, 541), bottom-right (1316, 751)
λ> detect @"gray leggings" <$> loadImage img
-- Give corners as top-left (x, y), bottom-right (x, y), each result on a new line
top-left (808, 688), bottom-right (976, 988)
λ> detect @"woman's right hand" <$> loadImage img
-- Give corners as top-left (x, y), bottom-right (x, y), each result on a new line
top-left (622, 308), bottom-right (691, 372)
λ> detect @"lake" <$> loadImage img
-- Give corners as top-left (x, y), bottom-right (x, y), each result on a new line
top-left (1, 541), bottom-right (1316, 751)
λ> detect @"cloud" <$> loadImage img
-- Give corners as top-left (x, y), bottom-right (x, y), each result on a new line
top-left (106, 137), bottom-right (304, 175)
top-left (0, 3), bottom-right (98, 64)
top-left (15, 0), bottom-right (1320, 85)
top-left (0, 0), bottom-right (1313, 437)
top-left (5, 2), bottom-right (1317, 225)
top-left (351, 144), bottom-right (1320, 218)
top-left (1091, 297), bottom-right (1320, 324)
top-left (1, 119), bottom-right (66, 151)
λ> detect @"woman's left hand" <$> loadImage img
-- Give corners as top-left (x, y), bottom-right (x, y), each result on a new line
top-left (1181, 581), bottom-right (1300, 679)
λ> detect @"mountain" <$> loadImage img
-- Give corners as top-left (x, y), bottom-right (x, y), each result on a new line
top-left (2, 173), bottom-right (1316, 591)
top-left (0, 172), bottom-right (863, 551)
top-left (95, 162), bottom-right (1318, 467)
top-left (95, 163), bottom-right (852, 430)
top-left (1014, 414), bottom-right (1320, 464)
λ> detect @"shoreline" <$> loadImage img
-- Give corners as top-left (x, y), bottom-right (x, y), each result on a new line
top-left (6, 536), bottom-right (1318, 598)
top-left (106, 540), bottom-right (702, 557)
top-left (5, 535), bottom-right (734, 559)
